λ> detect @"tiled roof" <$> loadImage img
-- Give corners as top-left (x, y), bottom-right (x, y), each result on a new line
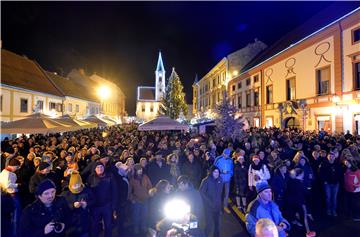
top-left (46, 71), bottom-right (99, 102)
top-left (1, 49), bottom-right (63, 97)
top-left (241, 4), bottom-right (360, 73)
top-left (138, 87), bottom-right (156, 101)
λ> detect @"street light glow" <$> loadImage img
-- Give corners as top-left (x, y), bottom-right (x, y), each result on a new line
top-left (98, 86), bottom-right (111, 100)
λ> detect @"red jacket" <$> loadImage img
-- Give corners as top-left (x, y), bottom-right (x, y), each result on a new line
top-left (344, 169), bottom-right (360, 193)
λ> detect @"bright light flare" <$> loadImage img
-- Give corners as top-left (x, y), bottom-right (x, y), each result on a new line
top-left (97, 86), bottom-right (111, 100)
top-left (164, 199), bottom-right (190, 221)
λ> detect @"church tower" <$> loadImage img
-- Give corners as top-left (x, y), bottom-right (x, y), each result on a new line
top-left (155, 51), bottom-right (166, 101)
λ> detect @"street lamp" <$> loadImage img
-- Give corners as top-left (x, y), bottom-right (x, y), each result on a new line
top-left (97, 86), bottom-right (111, 114)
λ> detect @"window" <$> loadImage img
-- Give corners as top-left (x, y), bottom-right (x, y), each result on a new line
top-left (213, 78), bottom-right (216, 88)
top-left (355, 62), bottom-right (360, 90)
top-left (37, 100), bottom-right (44, 111)
top-left (212, 94), bottom-right (216, 106)
top-left (266, 85), bottom-right (273, 104)
top-left (141, 104), bottom-right (145, 112)
top-left (254, 75), bottom-right (259, 83)
top-left (237, 82), bottom-right (242, 89)
top-left (237, 95), bottom-right (242, 109)
top-left (56, 103), bottom-right (63, 112)
top-left (286, 77), bottom-right (296, 100)
top-left (232, 85), bottom-right (236, 91)
top-left (0, 95), bottom-right (2, 112)
top-left (254, 89), bottom-right (259, 106)
top-left (353, 27), bottom-right (360, 44)
top-left (20, 98), bottom-right (28, 113)
top-left (68, 103), bottom-right (73, 112)
top-left (246, 78), bottom-right (251, 86)
top-left (246, 91), bottom-right (251, 107)
top-left (150, 105), bottom-right (154, 112)
top-left (316, 67), bottom-right (330, 95)
top-left (76, 104), bottom-right (80, 113)
top-left (49, 102), bottom-right (56, 110)
top-left (217, 92), bottom-right (221, 103)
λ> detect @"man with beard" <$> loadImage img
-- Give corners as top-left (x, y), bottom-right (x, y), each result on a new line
top-left (19, 179), bottom-right (70, 237)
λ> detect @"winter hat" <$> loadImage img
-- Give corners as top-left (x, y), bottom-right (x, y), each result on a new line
top-left (223, 148), bottom-right (231, 156)
top-left (8, 158), bottom-right (20, 167)
top-left (38, 162), bottom-right (50, 171)
top-left (94, 161), bottom-right (104, 170)
top-left (255, 181), bottom-right (271, 194)
top-left (69, 171), bottom-right (84, 194)
top-left (36, 179), bottom-right (56, 195)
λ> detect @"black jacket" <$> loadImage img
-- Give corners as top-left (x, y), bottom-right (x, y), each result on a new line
top-left (199, 175), bottom-right (223, 212)
top-left (61, 187), bottom-right (95, 237)
top-left (318, 160), bottom-right (343, 184)
top-left (19, 196), bottom-right (70, 237)
top-left (86, 172), bottom-right (117, 209)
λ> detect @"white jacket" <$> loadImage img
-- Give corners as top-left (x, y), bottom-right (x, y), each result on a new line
top-left (0, 169), bottom-right (18, 194)
top-left (248, 164), bottom-right (271, 187)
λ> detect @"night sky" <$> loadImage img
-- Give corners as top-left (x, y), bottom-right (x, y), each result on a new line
top-left (2, 1), bottom-right (359, 115)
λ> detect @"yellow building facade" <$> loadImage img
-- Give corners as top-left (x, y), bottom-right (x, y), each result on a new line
top-left (227, 8), bottom-right (360, 134)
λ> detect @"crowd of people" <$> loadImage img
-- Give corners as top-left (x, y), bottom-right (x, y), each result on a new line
top-left (1, 124), bottom-right (360, 237)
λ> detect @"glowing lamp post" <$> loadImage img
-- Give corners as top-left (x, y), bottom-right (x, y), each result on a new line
top-left (97, 86), bottom-right (111, 115)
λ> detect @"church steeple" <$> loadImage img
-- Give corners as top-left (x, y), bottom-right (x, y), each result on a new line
top-left (156, 51), bottom-right (165, 72)
top-left (155, 51), bottom-right (166, 101)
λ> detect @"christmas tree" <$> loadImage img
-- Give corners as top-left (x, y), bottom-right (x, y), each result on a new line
top-left (214, 91), bottom-right (246, 142)
top-left (160, 67), bottom-right (188, 119)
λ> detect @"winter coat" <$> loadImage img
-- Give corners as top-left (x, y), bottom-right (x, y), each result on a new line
top-left (270, 171), bottom-right (288, 203)
top-left (285, 178), bottom-right (305, 207)
top-left (61, 187), bottom-right (95, 237)
top-left (199, 174), bottom-right (223, 212)
top-left (129, 174), bottom-right (152, 203)
top-left (295, 163), bottom-right (314, 189)
top-left (19, 196), bottom-right (71, 237)
top-left (181, 159), bottom-right (202, 188)
top-left (233, 162), bottom-right (248, 196)
top-left (86, 172), bottom-right (117, 209)
top-left (147, 159), bottom-right (171, 186)
top-left (214, 156), bottom-right (234, 182)
top-left (318, 160), bottom-right (343, 184)
top-left (246, 197), bottom-right (290, 237)
top-left (344, 169), bottom-right (360, 193)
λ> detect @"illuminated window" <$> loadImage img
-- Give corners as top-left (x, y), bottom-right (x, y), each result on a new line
top-left (68, 103), bottom-right (73, 112)
top-left (286, 77), bottom-right (296, 100)
top-left (266, 85), bottom-right (273, 104)
top-left (76, 104), bottom-right (80, 113)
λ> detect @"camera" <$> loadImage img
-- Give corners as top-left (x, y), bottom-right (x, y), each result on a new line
top-left (53, 221), bottom-right (63, 233)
